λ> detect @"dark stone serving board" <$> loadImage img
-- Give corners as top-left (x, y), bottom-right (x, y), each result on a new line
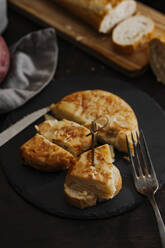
top-left (1, 77), bottom-right (165, 220)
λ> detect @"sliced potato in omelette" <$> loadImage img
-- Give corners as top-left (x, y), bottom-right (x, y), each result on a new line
top-left (64, 144), bottom-right (122, 208)
top-left (20, 134), bottom-right (76, 172)
top-left (51, 89), bottom-right (139, 153)
top-left (35, 119), bottom-right (93, 157)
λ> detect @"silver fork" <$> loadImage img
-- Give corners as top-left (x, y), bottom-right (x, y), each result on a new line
top-left (126, 130), bottom-right (165, 248)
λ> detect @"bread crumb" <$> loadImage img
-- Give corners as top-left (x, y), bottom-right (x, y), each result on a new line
top-left (76, 36), bottom-right (84, 41)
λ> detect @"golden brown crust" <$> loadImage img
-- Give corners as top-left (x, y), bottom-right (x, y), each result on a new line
top-left (64, 144), bottom-right (122, 208)
top-left (52, 89), bottom-right (139, 153)
top-left (20, 134), bottom-right (75, 172)
top-left (53, 0), bottom-right (123, 31)
top-left (112, 14), bottom-right (155, 54)
top-left (68, 145), bottom-right (113, 183)
top-left (113, 29), bottom-right (154, 54)
top-left (36, 119), bottom-right (93, 157)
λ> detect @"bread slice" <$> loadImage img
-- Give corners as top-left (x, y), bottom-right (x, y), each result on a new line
top-left (64, 144), bottom-right (122, 208)
top-left (112, 15), bottom-right (155, 54)
top-left (20, 134), bottom-right (76, 172)
top-left (53, 0), bottom-right (136, 33)
top-left (51, 89), bottom-right (139, 153)
top-left (99, 0), bottom-right (136, 33)
top-left (35, 119), bottom-right (93, 157)
top-left (149, 36), bottom-right (165, 85)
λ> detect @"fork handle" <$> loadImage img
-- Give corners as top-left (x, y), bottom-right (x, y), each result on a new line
top-left (148, 194), bottom-right (165, 248)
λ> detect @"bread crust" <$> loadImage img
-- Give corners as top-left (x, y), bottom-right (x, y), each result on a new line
top-left (20, 134), bottom-right (76, 172)
top-left (53, 0), bottom-right (120, 28)
top-left (52, 89), bottom-right (139, 153)
top-left (52, 0), bottom-right (136, 33)
top-left (113, 28), bottom-right (154, 54)
top-left (112, 15), bottom-right (155, 54)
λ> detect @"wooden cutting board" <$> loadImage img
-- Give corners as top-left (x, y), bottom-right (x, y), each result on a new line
top-left (8, 0), bottom-right (165, 76)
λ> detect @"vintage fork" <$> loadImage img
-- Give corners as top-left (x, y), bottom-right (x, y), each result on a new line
top-left (126, 130), bottom-right (165, 248)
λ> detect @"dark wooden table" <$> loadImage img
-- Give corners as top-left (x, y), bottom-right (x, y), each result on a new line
top-left (0, 1), bottom-right (165, 248)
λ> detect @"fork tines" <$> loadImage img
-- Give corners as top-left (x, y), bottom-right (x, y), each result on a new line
top-left (126, 130), bottom-right (158, 182)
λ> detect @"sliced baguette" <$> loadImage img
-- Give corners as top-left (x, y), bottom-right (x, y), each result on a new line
top-left (64, 144), bottom-right (122, 208)
top-left (20, 134), bottom-right (76, 172)
top-left (99, 0), bottom-right (136, 33)
top-left (53, 0), bottom-right (136, 33)
top-left (112, 15), bottom-right (155, 54)
top-left (149, 36), bottom-right (165, 85)
top-left (35, 119), bottom-right (93, 157)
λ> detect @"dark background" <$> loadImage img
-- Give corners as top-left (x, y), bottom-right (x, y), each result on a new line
top-left (0, 1), bottom-right (165, 247)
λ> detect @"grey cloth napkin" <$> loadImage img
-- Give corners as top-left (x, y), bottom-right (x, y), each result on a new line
top-left (0, 0), bottom-right (8, 34)
top-left (0, 28), bottom-right (58, 114)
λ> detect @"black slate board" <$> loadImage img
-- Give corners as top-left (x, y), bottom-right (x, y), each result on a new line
top-left (1, 77), bottom-right (165, 220)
